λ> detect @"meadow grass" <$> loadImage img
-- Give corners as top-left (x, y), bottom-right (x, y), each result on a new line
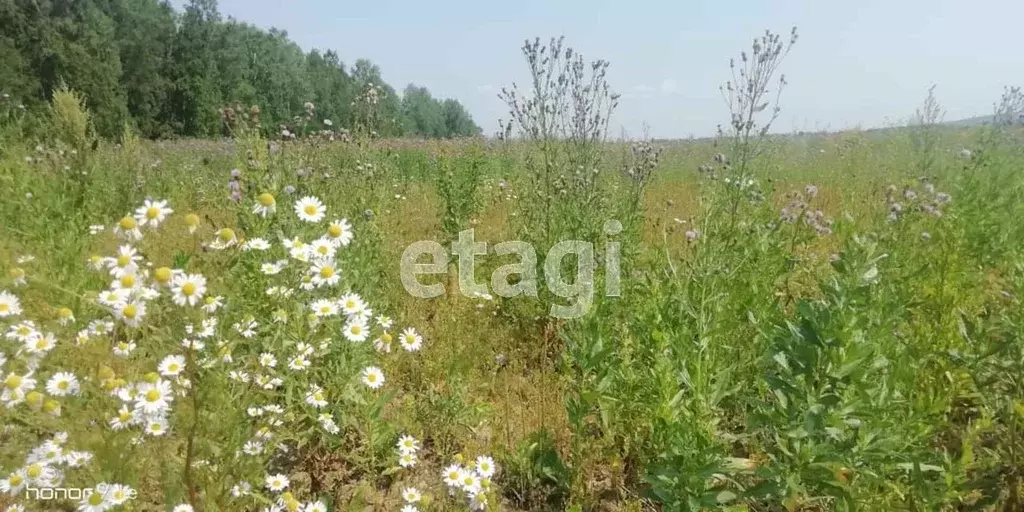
top-left (2, 41), bottom-right (1024, 512)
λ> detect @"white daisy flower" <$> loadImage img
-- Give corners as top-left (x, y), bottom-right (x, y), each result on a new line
top-left (338, 293), bottom-right (365, 316)
top-left (397, 435), bottom-right (420, 455)
top-left (134, 379), bottom-right (174, 416)
top-left (46, 372), bottom-right (80, 396)
top-left (104, 484), bottom-right (134, 505)
top-left (402, 487), bottom-right (422, 503)
top-left (475, 455), bottom-right (497, 478)
top-left (135, 198), bottom-right (173, 229)
top-left (0, 291), bottom-right (22, 318)
top-left (23, 331), bottom-right (57, 355)
top-left (442, 464), bottom-right (463, 487)
top-left (376, 315), bottom-right (394, 329)
top-left (241, 238), bottom-right (272, 251)
top-left (77, 487), bottom-right (112, 512)
top-left (145, 416), bottom-right (170, 436)
top-left (294, 196), bottom-right (326, 223)
top-left (305, 501), bottom-right (328, 512)
top-left (310, 299), bottom-right (339, 318)
top-left (399, 327), bottom-right (423, 352)
top-left (400, 506), bottom-right (418, 512)
top-left (2, 372), bottom-right (36, 405)
top-left (158, 355), bottom-right (186, 377)
top-left (261, 261), bottom-right (286, 275)
top-left (0, 469), bottom-right (28, 496)
top-left (229, 481), bottom-right (252, 498)
top-left (362, 367), bottom-right (384, 389)
top-left (305, 384), bottom-right (327, 408)
top-left (373, 332), bottom-right (392, 353)
top-left (64, 451), bottom-right (93, 468)
top-left (264, 473), bottom-right (290, 492)
top-left (459, 470), bottom-right (482, 494)
top-left (398, 452), bottom-right (417, 468)
top-left (114, 300), bottom-right (147, 327)
top-left (325, 218), bottom-right (353, 247)
top-left (307, 238), bottom-right (336, 260)
top-left (110, 406), bottom-right (138, 430)
top-left (171, 505), bottom-right (194, 512)
top-left (310, 259), bottom-right (340, 288)
top-left (343, 317), bottom-right (369, 342)
top-left (114, 215), bottom-right (143, 241)
top-left (253, 193), bottom-right (277, 217)
top-left (242, 441), bottom-right (264, 456)
top-left (288, 356), bottom-right (311, 371)
top-left (258, 353), bottom-right (278, 368)
top-left (201, 295), bottom-right (224, 314)
top-left (113, 341), bottom-right (137, 357)
top-left (6, 320), bottom-right (38, 342)
top-left (171, 273), bottom-right (207, 307)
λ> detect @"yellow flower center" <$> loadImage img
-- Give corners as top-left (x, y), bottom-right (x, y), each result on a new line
top-left (328, 225), bottom-right (342, 238)
top-left (119, 410), bottom-right (132, 422)
top-left (146, 206), bottom-right (160, 219)
top-left (258, 193), bottom-right (275, 206)
top-left (204, 296), bottom-right (215, 305)
top-left (304, 205), bottom-right (318, 216)
top-left (43, 400), bottom-right (58, 413)
top-left (10, 475), bottom-right (24, 487)
top-left (58, 307), bottom-right (72, 318)
top-left (154, 267), bottom-right (172, 283)
top-left (9, 268), bottom-right (24, 279)
top-left (0, 304), bottom-right (8, 313)
top-left (313, 392), bottom-right (324, 401)
top-left (145, 389), bottom-right (160, 402)
top-left (16, 326), bottom-right (29, 336)
top-left (350, 325), bottom-right (361, 335)
top-left (5, 375), bottom-right (22, 389)
top-left (182, 283), bottom-right (196, 296)
top-left (119, 216), bottom-right (137, 230)
top-left (26, 464), bottom-right (41, 479)
top-left (167, 363), bottom-right (180, 373)
top-left (122, 304), bottom-right (137, 319)
top-left (89, 491), bottom-right (104, 505)
top-left (367, 374), bottom-right (377, 382)
top-left (218, 228), bottom-right (235, 242)
top-left (150, 423), bottom-right (162, 432)
top-left (117, 255), bottom-right (131, 267)
top-left (382, 332), bottom-right (392, 342)
top-left (144, 372), bottom-right (159, 383)
top-left (35, 338), bottom-right (48, 350)
top-left (120, 274), bottom-right (136, 288)
top-left (345, 300), bottom-right (355, 309)
top-left (319, 267), bottom-right (335, 279)
top-left (317, 246), bottom-right (329, 255)
top-left (448, 471), bottom-right (458, 480)
top-left (184, 213), bottom-right (200, 227)
top-left (58, 381), bottom-right (69, 390)
top-left (319, 306), bottom-right (330, 313)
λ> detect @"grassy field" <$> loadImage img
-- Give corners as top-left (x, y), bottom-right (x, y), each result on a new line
top-left (2, 50), bottom-right (1024, 512)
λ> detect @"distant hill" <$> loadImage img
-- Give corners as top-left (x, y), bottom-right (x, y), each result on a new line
top-left (944, 115), bottom-right (994, 127)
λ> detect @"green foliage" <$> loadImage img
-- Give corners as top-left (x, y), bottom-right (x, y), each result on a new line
top-left (0, 0), bottom-right (480, 139)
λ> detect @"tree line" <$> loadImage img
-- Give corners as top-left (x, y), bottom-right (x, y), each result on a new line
top-left (0, 0), bottom-right (482, 139)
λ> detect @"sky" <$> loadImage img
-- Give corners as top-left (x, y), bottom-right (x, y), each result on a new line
top-left (170, 0), bottom-right (1024, 139)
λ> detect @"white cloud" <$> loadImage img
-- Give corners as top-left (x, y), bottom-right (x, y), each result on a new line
top-left (660, 79), bottom-right (678, 94)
